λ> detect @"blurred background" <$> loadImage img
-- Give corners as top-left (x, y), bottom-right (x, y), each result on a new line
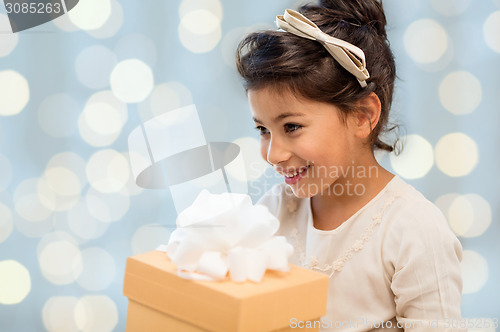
top-left (0, 0), bottom-right (499, 331)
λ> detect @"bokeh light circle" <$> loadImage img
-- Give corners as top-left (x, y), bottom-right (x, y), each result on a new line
top-left (42, 296), bottom-right (79, 332)
top-left (82, 103), bottom-right (124, 135)
top-left (86, 149), bottom-right (130, 193)
top-left (389, 134), bottom-right (434, 179)
top-left (68, 0), bottom-right (112, 31)
top-left (145, 82), bottom-right (194, 119)
top-left (76, 45), bottom-right (117, 89)
top-left (39, 240), bottom-right (83, 285)
top-left (85, 189), bottom-right (130, 222)
top-left (76, 248), bottom-right (116, 291)
top-left (0, 260), bottom-right (31, 305)
top-left (483, 11), bottom-right (500, 54)
top-left (67, 201), bottom-right (110, 241)
top-left (468, 323), bottom-right (496, 332)
top-left (447, 194), bottom-right (492, 238)
top-left (131, 225), bottom-right (171, 254)
top-left (37, 175), bottom-right (80, 212)
top-left (229, 137), bottom-right (269, 182)
top-left (87, 90), bottom-right (128, 112)
top-left (404, 19), bottom-right (448, 64)
top-left (430, 0), bottom-right (472, 16)
top-left (181, 9), bottom-right (220, 34)
top-left (14, 178), bottom-right (53, 222)
top-left (0, 70), bottom-right (30, 116)
top-left (0, 202), bottom-right (13, 243)
top-left (461, 250), bottom-right (488, 294)
top-left (179, 0), bottom-right (223, 20)
top-left (87, 0), bottom-right (124, 39)
top-left (110, 59), bottom-right (154, 103)
top-left (46, 152), bottom-right (88, 188)
top-left (0, 14), bottom-right (19, 57)
top-left (74, 296), bottom-right (118, 332)
top-left (44, 167), bottom-right (81, 197)
top-left (439, 71), bottom-right (482, 115)
top-left (38, 94), bottom-right (80, 138)
top-left (78, 91), bottom-right (127, 147)
top-left (78, 119), bottom-right (120, 147)
top-left (435, 132), bottom-right (479, 177)
top-left (37, 231), bottom-right (79, 256)
top-left (434, 193), bottom-right (460, 226)
top-left (178, 6), bottom-right (222, 54)
top-left (178, 22), bottom-right (221, 54)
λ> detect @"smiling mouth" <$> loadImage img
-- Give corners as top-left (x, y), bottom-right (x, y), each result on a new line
top-left (283, 165), bottom-right (310, 185)
top-left (283, 166), bottom-right (309, 177)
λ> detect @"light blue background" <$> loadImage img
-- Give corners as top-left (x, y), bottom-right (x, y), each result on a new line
top-left (0, 0), bottom-right (498, 331)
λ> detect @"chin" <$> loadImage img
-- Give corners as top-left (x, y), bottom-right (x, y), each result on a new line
top-left (287, 183), bottom-right (319, 199)
top-left (287, 180), bottom-right (336, 199)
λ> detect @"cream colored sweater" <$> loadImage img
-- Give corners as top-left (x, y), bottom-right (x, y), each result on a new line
top-left (257, 176), bottom-right (465, 332)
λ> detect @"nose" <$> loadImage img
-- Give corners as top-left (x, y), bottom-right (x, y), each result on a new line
top-left (264, 136), bottom-right (291, 166)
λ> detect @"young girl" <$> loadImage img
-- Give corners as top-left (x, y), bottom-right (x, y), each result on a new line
top-left (236, 0), bottom-right (464, 330)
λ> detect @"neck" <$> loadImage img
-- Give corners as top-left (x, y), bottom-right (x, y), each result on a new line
top-left (310, 156), bottom-right (394, 231)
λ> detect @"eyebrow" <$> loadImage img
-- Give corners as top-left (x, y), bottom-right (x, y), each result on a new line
top-left (253, 112), bottom-right (306, 124)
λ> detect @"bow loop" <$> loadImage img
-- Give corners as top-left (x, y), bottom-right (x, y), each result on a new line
top-left (164, 190), bottom-right (293, 282)
top-left (275, 9), bottom-right (370, 87)
top-left (276, 14), bottom-right (316, 41)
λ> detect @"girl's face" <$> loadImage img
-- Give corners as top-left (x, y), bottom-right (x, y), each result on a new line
top-left (248, 87), bottom-right (366, 198)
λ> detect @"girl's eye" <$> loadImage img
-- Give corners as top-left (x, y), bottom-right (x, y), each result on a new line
top-left (284, 123), bottom-right (302, 133)
top-left (255, 126), bottom-right (269, 136)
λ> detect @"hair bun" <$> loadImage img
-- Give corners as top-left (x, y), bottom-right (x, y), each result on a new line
top-left (318, 0), bottom-right (387, 37)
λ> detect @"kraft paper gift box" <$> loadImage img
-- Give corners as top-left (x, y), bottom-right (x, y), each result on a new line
top-left (123, 250), bottom-right (329, 332)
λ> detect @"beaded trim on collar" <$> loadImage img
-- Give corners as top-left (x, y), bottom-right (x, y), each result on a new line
top-left (288, 189), bottom-right (400, 278)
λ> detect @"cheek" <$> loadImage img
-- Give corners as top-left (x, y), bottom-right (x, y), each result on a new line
top-left (294, 139), bottom-right (322, 161)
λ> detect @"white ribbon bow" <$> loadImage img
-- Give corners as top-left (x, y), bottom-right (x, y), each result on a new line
top-left (164, 190), bottom-right (294, 282)
top-left (276, 9), bottom-right (370, 87)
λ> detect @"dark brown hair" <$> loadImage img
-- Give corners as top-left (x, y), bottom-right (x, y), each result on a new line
top-left (236, 0), bottom-right (397, 152)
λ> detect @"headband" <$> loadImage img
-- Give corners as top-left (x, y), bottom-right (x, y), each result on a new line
top-left (276, 9), bottom-right (370, 87)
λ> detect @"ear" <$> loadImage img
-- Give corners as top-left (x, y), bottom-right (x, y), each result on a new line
top-left (351, 92), bottom-right (382, 139)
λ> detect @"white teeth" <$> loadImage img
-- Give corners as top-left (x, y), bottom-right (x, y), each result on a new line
top-left (284, 166), bottom-right (308, 178)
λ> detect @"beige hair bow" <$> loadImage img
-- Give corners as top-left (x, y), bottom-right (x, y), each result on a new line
top-left (276, 9), bottom-right (370, 87)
